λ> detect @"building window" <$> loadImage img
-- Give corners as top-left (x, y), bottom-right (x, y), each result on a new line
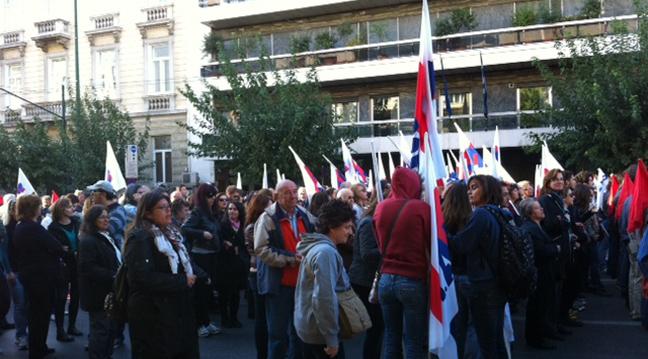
top-left (2, 62), bottom-right (23, 109)
top-left (147, 41), bottom-right (172, 94)
top-left (154, 135), bottom-right (172, 183)
top-left (439, 92), bottom-right (472, 117)
top-left (517, 86), bottom-right (552, 111)
top-left (332, 101), bottom-right (358, 124)
top-left (46, 56), bottom-right (68, 102)
top-left (372, 95), bottom-right (399, 136)
top-left (93, 48), bottom-right (118, 98)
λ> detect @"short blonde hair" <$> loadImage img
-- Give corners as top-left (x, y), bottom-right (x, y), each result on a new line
top-left (16, 195), bottom-right (41, 221)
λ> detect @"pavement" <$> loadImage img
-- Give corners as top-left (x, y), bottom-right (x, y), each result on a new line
top-left (0, 278), bottom-right (645, 358)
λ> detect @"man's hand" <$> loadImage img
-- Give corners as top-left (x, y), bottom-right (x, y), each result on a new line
top-left (324, 346), bottom-right (338, 358)
top-left (203, 232), bottom-right (213, 240)
top-left (186, 274), bottom-right (197, 287)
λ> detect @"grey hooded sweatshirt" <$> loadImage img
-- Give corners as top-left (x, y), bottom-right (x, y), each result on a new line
top-left (294, 233), bottom-right (351, 348)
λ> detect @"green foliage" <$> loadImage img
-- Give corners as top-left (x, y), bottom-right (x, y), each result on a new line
top-left (512, 6), bottom-right (538, 27)
top-left (202, 32), bottom-right (223, 60)
top-left (369, 22), bottom-right (388, 41)
top-left (289, 35), bottom-right (311, 53)
top-left (435, 8), bottom-right (478, 36)
top-left (532, 0), bottom-right (648, 172)
top-left (180, 54), bottom-right (355, 188)
top-left (580, 0), bottom-right (602, 19)
top-left (0, 96), bottom-right (149, 193)
top-left (336, 22), bottom-right (354, 39)
top-left (314, 32), bottom-right (336, 50)
top-left (537, 4), bottom-right (561, 24)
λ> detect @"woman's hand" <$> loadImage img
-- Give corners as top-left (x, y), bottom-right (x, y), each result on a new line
top-left (186, 274), bottom-right (197, 288)
top-left (203, 231), bottom-right (213, 240)
top-left (224, 240), bottom-right (233, 249)
top-left (324, 346), bottom-right (338, 358)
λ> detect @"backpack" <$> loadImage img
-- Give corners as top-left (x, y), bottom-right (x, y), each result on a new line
top-left (483, 206), bottom-right (537, 300)
top-left (104, 263), bottom-right (129, 323)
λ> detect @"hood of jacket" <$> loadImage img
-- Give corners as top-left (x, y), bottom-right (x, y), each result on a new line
top-left (297, 232), bottom-right (335, 256)
top-left (390, 167), bottom-right (421, 200)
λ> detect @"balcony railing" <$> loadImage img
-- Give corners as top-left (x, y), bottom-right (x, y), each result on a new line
top-left (32, 19), bottom-right (71, 50)
top-left (86, 13), bottom-right (122, 45)
top-left (0, 30), bottom-right (26, 52)
top-left (35, 19), bottom-right (69, 35)
top-left (333, 110), bottom-right (548, 138)
top-left (145, 95), bottom-right (175, 112)
top-left (137, 5), bottom-right (174, 37)
top-left (0, 109), bottom-right (21, 124)
top-left (201, 14), bottom-right (638, 78)
top-left (23, 101), bottom-right (63, 120)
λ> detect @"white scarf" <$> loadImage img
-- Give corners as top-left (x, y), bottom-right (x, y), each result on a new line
top-left (150, 225), bottom-right (193, 276)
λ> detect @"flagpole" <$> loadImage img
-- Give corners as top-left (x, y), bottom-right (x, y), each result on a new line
top-left (370, 141), bottom-right (384, 202)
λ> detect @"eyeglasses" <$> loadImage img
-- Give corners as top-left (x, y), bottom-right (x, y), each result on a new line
top-left (207, 193), bottom-right (217, 199)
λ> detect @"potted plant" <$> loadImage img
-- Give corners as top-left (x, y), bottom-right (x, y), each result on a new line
top-left (335, 22), bottom-right (360, 63)
top-left (202, 32), bottom-right (223, 61)
top-left (289, 35), bottom-right (314, 67)
top-left (314, 32), bottom-right (338, 65)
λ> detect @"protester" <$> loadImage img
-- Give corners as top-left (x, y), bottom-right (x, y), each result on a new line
top-left (12, 194), bottom-right (64, 358)
top-left (182, 183), bottom-right (223, 337)
top-left (47, 197), bottom-right (82, 341)
top-left (217, 201), bottom-right (249, 328)
top-left (519, 198), bottom-right (560, 350)
top-left (245, 193), bottom-right (273, 359)
top-left (294, 199), bottom-right (355, 359)
top-left (123, 184), bottom-right (150, 225)
top-left (172, 199), bottom-right (191, 228)
top-left (348, 193), bottom-right (383, 359)
top-left (214, 192), bottom-right (229, 221)
top-left (374, 168), bottom-right (430, 359)
top-left (518, 180), bottom-right (534, 200)
top-left (336, 188), bottom-right (354, 207)
top-left (78, 205), bottom-right (121, 359)
top-left (123, 190), bottom-right (198, 358)
top-left (87, 180), bottom-right (127, 249)
top-left (227, 185), bottom-right (242, 203)
top-left (297, 187), bottom-right (309, 209)
top-left (41, 195), bottom-right (52, 217)
top-left (2, 197), bottom-right (27, 350)
top-left (254, 179), bottom-right (316, 359)
top-left (308, 192), bottom-right (331, 217)
top-left (449, 175), bottom-right (507, 359)
top-left (351, 183), bottom-right (368, 221)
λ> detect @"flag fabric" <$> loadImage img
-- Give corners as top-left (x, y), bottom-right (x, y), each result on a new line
top-left (341, 140), bottom-right (359, 184)
top-left (288, 146), bottom-right (324, 197)
top-left (594, 168), bottom-right (608, 211)
top-left (421, 134), bottom-right (458, 358)
top-left (410, 0), bottom-right (447, 182)
top-left (276, 169), bottom-right (282, 186)
top-left (453, 122), bottom-right (483, 176)
top-left (534, 164), bottom-right (543, 198)
top-left (387, 152), bottom-right (396, 179)
top-left (446, 152), bottom-right (456, 177)
top-left (492, 126), bottom-right (501, 163)
top-left (236, 172), bottom-right (242, 190)
top-left (616, 173), bottom-right (634, 221)
top-left (628, 160), bottom-right (648, 233)
top-left (323, 155), bottom-right (346, 189)
top-left (608, 175), bottom-right (620, 217)
top-left (377, 153), bottom-right (387, 181)
top-left (105, 141), bottom-right (127, 192)
top-left (17, 168), bottom-right (36, 196)
top-left (51, 191), bottom-right (60, 204)
top-left (367, 170), bottom-right (374, 193)
top-left (262, 163), bottom-right (269, 189)
top-left (482, 146), bottom-right (516, 184)
top-left (354, 160), bottom-right (368, 185)
top-left (399, 130), bottom-right (412, 167)
top-left (541, 141), bottom-right (564, 175)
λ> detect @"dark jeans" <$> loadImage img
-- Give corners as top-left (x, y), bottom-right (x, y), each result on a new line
top-left (219, 285), bottom-right (241, 324)
top-left (451, 275), bottom-right (484, 359)
top-left (526, 270), bottom-right (553, 344)
top-left (23, 278), bottom-right (56, 359)
top-left (192, 252), bottom-right (217, 327)
top-left (351, 284), bottom-right (383, 359)
top-left (378, 274), bottom-right (428, 359)
top-left (465, 282), bottom-right (507, 359)
top-left (55, 276), bottom-right (80, 332)
top-left (88, 310), bottom-right (115, 359)
top-left (254, 289), bottom-right (268, 359)
top-left (265, 285), bottom-right (302, 359)
top-left (618, 242), bottom-right (630, 302)
top-left (301, 342), bottom-right (345, 359)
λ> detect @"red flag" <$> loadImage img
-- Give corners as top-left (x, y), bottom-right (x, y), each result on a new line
top-left (51, 191), bottom-right (60, 204)
top-left (607, 175), bottom-right (619, 217)
top-left (616, 173), bottom-right (634, 221)
top-left (628, 160), bottom-right (648, 233)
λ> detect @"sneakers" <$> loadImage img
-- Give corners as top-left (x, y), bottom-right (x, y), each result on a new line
top-left (15, 336), bottom-right (28, 351)
top-left (206, 323), bottom-right (222, 335)
top-left (197, 326), bottom-right (210, 338)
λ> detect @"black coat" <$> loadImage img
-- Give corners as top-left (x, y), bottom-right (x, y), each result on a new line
top-left (349, 215), bottom-right (381, 287)
top-left (539, 192), bottom-right (571, 275)
top-left (217, 220), bottom-right (249, 289)
top-left (521, 220), bottom-right (559, 271)
top-left (123, 228), bottom-right (198, 359)
top-left (182, 209), bottom-right (222, 253)
top-left (48, 218), bottom-right (80, 281)
top-left (11, 220), bottom-right (64, 287)
top-left (78, 232), bottom-right (120, 312)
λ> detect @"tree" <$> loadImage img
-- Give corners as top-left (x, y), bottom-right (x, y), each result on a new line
top-left (181, 47), bottom-right (355, 187)
top-left (533, 1), bottom-right (648, 172)
top-left (0, 95), bottom-right (149, 194)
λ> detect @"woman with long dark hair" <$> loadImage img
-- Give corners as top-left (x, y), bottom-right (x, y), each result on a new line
top-left (217, 201), bottom-right (249, 328)
top-left (78, 205), bottom-right (121, 359)
top-left (449, 175), bottom-right (508, 359)
top-left (182, 183), bottom-right (222, 337)
top-left (48, 197), bottom-right (82, 342)
top-left (124, 190), bottom-right (198, 358)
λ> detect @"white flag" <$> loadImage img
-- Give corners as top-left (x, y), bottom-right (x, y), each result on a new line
top-left (276, 169), bottom-right (282, 186)
top-left (541, 141), bottom-right (564, 174)
top-left (377, 153), bottom-right (387, 181)
top-left (387, 152), bottom-right (396, 179)
top-left (262, 163), bottom-right (268, 189)
top-left (17, 168), bottom-right (37, 196)
top-left (105, 141), bottom-right (127, 192)
top-left (288, 146), bottom-right (323, 197)
top-left (236, 172), bottom-right (242, 190)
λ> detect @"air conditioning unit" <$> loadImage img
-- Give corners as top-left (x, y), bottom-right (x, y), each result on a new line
top-left (182, 172), bottom-right (199, 185)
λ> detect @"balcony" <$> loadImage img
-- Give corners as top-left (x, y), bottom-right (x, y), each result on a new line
top-left (0, 109), bottom-right (21, 124)
top-left (86, 13), bottom-right (122, 45)
top-left (200, 14), bottom-right (638, 83)
top-left (137, 5), bottom-right (174, 38)
top-left (32, 19), bottom-right (71, 51)
top-left (0, 30), bottom-right (27, 56)
top-left (145, 94), bottom-right (175, 112)
top-left (23, 101), bottom-right (63, 121)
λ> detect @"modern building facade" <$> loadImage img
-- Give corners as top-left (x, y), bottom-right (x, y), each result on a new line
top-left (198, 0), bottom-right (637, 182)
top-left (0, 0), bottom-right (208, 186)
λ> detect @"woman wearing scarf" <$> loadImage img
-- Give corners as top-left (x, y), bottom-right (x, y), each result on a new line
top-left (217, 201), bottom-right (249, 328)
top-left (124, 190), bottom-right (198, 359)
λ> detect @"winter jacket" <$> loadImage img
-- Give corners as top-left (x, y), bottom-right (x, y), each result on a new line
top-left (12, 220), bottom-right (64, 286)
top-left (374, 167), bottom-right (431, 281)
top-left (107, 203), bottom-right (128, 249)
top-left (182, 208), bottom-right (222, 253)
top-left (123, 228), bottom-right (198, 359)
top-left (216, 220), bottom-right (249, 289)
top-left (253, 203), bottom-right (316, 295)
top-left (449, 205), bottom-right (503, 286)
top-left (78, 231), bottom-right (120, 312)
top-left (48, 218), bottom-right (81, 281)
top-left (294, 233), bottom-right (350, 348)
top-left (348, 215), bottom-right (380, 287)
top-left (521, 220), bottom-right (559, 270)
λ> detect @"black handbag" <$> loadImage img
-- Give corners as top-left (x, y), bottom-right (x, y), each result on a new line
top-left (104, 263), bottom-right (129, 323)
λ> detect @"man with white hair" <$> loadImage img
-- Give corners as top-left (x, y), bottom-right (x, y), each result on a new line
top-left (254, 179), bottom-right (316, 359)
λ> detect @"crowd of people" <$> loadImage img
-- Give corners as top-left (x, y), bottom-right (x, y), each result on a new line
top-left (0, 161), bottom-right (645, 359)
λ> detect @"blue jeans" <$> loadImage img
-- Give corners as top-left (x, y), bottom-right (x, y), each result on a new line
top-left (265, 285), bottom-right (302, 359)
top-left (379, 274), bottom-right (428, 359)
top-left (9, 277), bottom-right (27, 339)
top-left (465, 282), bottom-right (506, 359)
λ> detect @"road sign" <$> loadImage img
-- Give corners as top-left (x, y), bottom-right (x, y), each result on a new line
top-left (125, 145), bottom-right (138, 179)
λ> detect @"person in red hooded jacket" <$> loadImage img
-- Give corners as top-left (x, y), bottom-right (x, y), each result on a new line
top-left (374, 167), bottom-right (431, 359)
